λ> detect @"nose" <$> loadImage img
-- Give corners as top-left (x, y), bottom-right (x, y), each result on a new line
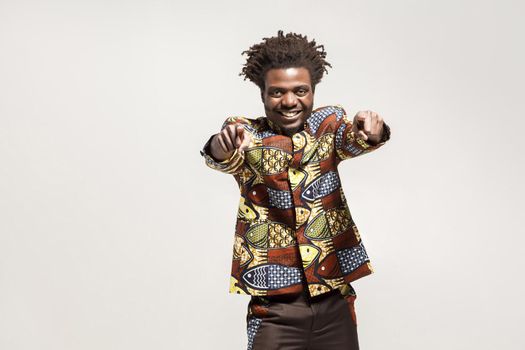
top-left (282, 91), bottom-right (298, 108)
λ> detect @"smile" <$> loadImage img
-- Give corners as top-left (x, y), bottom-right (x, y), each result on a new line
top-left (278, 110), bottom-right (302, 118)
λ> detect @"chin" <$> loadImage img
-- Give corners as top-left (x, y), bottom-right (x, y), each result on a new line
top-left (282, 123), bottom-right (304, 136)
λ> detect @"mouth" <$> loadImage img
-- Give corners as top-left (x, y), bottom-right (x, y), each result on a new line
top-left (278, 110), bottom-right (302, 119)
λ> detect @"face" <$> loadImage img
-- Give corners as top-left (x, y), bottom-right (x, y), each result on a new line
top-left (262, 67), bottom-right (314, 136)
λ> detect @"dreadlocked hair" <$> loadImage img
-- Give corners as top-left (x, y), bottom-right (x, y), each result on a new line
top-left (239, 30), bottom-right (332, 91)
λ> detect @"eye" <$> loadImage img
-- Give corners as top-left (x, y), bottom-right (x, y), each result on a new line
top-left (296, 88), bottom-right (308, 96)
top-left (270, 90), bottom-right (282, 97)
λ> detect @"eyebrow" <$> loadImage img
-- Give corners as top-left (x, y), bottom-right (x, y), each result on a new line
top-left (268, 85), bottom-right (310, 91)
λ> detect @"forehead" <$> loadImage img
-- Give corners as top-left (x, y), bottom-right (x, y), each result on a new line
top-left (264, 67), bottom-right (312, 88)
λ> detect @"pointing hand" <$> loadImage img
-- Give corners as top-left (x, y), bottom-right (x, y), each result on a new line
top-left (210, 124), bottom-right (252, 161)
top-left (352, 110), bottom-right (384, 145)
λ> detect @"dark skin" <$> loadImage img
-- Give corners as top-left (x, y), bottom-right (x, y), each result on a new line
top-left (262, 67), bottom-right (314, 136)
top-left (210, 67), bottom-right (384, 161)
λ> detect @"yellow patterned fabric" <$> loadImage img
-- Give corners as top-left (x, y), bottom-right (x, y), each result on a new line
top-left (201, 105), bottom-right (390, 298)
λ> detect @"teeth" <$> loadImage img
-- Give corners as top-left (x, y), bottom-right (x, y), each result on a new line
top-left (281, 111), bottom-right (300, 117)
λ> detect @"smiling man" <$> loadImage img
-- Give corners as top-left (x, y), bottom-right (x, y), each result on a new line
top-left (200, 30), bottom-right (391, 350)
top-left (263, 67), bottom-right (314, 136)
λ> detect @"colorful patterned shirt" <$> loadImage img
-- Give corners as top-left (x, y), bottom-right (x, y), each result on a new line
top-left (200, 105), bottom-right (391, 298)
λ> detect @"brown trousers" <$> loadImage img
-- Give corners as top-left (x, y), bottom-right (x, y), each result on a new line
top-left (246, 287), bottom-right (359, 350)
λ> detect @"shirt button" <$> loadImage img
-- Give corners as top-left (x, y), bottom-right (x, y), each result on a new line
top-left (252, 191), bottom-right (256, 195)
top-left (321, 266), bottom-right (325, 271)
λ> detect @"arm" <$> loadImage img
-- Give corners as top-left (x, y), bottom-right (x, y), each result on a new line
top-left (334, 106), bottom-right (391, 162)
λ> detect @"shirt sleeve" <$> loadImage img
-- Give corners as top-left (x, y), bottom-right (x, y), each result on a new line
top-left (199, 117), bottom-right (249, 175)
top-left (334, 105), bottom-right (391, 162)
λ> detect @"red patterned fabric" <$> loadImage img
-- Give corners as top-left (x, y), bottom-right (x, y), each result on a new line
top-left (201, 105), bottom-right (390, 298)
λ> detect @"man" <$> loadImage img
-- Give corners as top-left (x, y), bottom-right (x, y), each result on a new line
top-left (200, 30), bottom-right (390, 350)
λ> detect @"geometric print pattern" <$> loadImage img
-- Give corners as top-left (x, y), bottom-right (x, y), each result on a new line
top-left (267, 187), bottom-right (294, 209)
top-left (336, 242), bottom-right (370, 275)
top-left (246, 316), bottom-right (262, 350)
top-left (335, 122), bottom-right (346, 149)
top-left (253, 129), bottom-right (276, 139)
top-left (268, 264), bottom-right (302, 289)
top-left (268, 223), bottom-right (296, 248)
top-left (325, 208), bottom-right (352, 235)
top-left (313, 133), bottom-right (334, 161)
top-left (343, 137), bottom-right (364, 156)
top-left (262, 148), bottom-right (291, 175)
top-left (307, 105), bottom-right (344, 134)
top-left (201, 104), bottom-right (390, 298)
top-left (317, 172), bottom-right (341, 198)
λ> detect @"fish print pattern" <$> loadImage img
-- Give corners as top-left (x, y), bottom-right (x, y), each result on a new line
top-left (242, 264), bottom-right (303, 290)
top-left (201, 105), bottom-right (391, 298)
top-left (238, 196), bottom-right (258, 221)
top-left (299, 244), bottom-right (321, 269)
top-left (244, 221), bottom-right (296, 249)
top-left (301, 171), bottom-right (341, 202)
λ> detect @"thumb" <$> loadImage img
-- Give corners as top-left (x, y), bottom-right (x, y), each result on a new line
top-left (238, 130), bottom-right (251, 153)
top-left (356, 130), bottom-right (368, 141)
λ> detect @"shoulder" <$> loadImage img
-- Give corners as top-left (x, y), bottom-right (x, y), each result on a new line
top-left (311, 105), bottom-right (348, 119)
top-left (308, 105), bottom-right (349, 131)
top-left (220, 115), bottom-right (260, 130)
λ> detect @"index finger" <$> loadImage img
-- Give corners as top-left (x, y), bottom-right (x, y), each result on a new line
top-left (238, 131), bottom-right (252, 153)
top-left (236, 125), bottom-right (244, 148)
top-left (363, 111), bottom-right (372, 134)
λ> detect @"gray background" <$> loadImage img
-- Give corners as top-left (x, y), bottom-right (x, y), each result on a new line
top-left (1, 0), bottom-right (524, 349)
